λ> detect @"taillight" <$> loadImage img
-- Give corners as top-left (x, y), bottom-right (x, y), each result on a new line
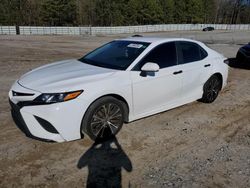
top-left (223, 59), bottom-right (229, 65)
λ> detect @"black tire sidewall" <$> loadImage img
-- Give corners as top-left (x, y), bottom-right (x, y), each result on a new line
top-left (81, 96), bottom-right (125, 141)
top-left (201, 75), bottom-right (221, 103)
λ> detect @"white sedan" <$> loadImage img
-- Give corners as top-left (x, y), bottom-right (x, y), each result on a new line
top-left (9, 37), bottom-right (228, 142)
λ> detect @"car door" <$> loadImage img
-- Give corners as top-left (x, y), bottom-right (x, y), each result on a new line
top-left (176, 41), bottom-right (212, 102)
top-left (130, 42), bottom-right (183, 117)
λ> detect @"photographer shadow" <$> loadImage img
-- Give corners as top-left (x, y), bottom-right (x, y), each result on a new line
top-left (77, 136), bottom-right (132, 188)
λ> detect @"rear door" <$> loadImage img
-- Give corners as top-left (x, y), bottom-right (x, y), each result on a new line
top-left (176, 41), bottom-right (212, 101)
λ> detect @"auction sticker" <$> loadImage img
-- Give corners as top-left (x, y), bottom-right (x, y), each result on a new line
top-left (127, 44), bottom-right (143, 48)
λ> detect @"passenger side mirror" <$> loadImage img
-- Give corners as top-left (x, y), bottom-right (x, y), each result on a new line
top-left (141, 62), bottom-right (160, 72)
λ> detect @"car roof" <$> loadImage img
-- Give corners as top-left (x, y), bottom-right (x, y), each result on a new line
top-left (118, 37), bottom-right (201, 45)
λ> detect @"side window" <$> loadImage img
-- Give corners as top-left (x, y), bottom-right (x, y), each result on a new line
top-left (177, 42), bottom-right (206, 64)
top-left (133, 42), bottom-right (177, 70)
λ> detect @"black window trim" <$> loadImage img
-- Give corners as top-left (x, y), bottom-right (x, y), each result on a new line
top-left (132, 41), bottom-right (179, 71)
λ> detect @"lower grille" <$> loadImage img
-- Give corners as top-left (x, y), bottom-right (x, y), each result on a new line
top-left (9, 99), bottom-right (54, 142)
top-left (34, 116), bottom-right (59, 134)
top-left (9, 99), bottom-right (33, 137)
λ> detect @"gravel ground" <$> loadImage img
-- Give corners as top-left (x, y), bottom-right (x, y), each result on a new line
top-left (0, 31), bottom-right (249, 188)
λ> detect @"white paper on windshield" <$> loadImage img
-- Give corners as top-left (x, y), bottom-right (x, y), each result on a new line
top-left (127, 44), bottom-right (143, 48)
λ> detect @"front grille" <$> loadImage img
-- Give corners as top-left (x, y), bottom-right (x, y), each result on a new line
top-left (17, 101), bottom-right (34, 108)
top-left (9, 99), bottom-right (33, 137)
top-left (9, 99), bottom-right (54, 142)
top-left (12, 91), bottom-right (34, 97)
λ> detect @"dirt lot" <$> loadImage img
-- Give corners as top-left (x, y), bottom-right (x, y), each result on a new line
top-left (0, 31), bottom-right (249, 188)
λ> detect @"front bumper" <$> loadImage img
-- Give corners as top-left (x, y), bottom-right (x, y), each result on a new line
top-left (9, 81), bottom-right (88, 142)
top-left (9, 99), bottom-right (56, 142)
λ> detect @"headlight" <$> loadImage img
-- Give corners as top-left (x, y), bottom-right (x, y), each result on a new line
top-left (34, 90), bottom-right (83, 104)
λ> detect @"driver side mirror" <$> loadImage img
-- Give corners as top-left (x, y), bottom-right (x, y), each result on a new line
top-left (141, 62), bottom-right (160, 72)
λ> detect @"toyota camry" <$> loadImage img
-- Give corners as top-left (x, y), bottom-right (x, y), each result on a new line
top-left (9, 37), bottom-right (229, 142)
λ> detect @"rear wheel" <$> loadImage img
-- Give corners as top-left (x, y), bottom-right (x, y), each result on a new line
top-left (200, 75), bottom-right (222, 103)
top-left (81, 96), bottom-right (126, 141)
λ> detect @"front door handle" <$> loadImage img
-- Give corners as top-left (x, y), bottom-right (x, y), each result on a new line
top-left (204, 64), bottom-right (211, 67)
top-left (173, 70), bottom-right (183, 75)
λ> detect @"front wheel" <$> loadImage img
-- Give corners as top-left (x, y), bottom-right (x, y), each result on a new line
top-left (200, 75), bottom-right (222, 103)
top-left (81, 97), bottom-right (126, 141)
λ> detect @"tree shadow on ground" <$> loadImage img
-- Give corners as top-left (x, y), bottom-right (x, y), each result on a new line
top-left (77, 136), bottom-right (132, 188)
top-left (228, 58), bottom-right (250, 70)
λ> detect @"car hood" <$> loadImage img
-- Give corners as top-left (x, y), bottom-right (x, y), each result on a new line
top-left (18, 59), bottom-right (117, 93)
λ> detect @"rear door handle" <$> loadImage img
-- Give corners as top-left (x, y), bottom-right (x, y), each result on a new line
top-left (204, 64), bottom-right (211, 67)
top-left (173, 70), bottom-right (183, 75)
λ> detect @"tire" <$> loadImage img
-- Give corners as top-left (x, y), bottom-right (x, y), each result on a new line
top-left (200, 75), bottom-right (222, 103)
top-left (81, 96), bottom-right (126, 141)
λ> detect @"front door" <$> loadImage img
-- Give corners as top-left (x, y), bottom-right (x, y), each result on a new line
top-left (131, 42), bottom-right (183, 117)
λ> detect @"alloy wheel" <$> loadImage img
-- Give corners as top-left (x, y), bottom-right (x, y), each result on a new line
top-left (206, 77), bottom-right (221, 102)
top-left (90, 103), bottom-right (123, 138)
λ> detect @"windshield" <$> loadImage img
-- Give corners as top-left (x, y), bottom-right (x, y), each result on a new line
top-left (79, 40), bottom-right (150, 70)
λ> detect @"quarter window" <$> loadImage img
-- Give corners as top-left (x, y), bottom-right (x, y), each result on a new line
top-left (200, 47), bottom-right (208, 59)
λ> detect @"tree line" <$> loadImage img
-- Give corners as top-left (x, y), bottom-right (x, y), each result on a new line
top-left (0, 0), bottom-right (249, 26)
